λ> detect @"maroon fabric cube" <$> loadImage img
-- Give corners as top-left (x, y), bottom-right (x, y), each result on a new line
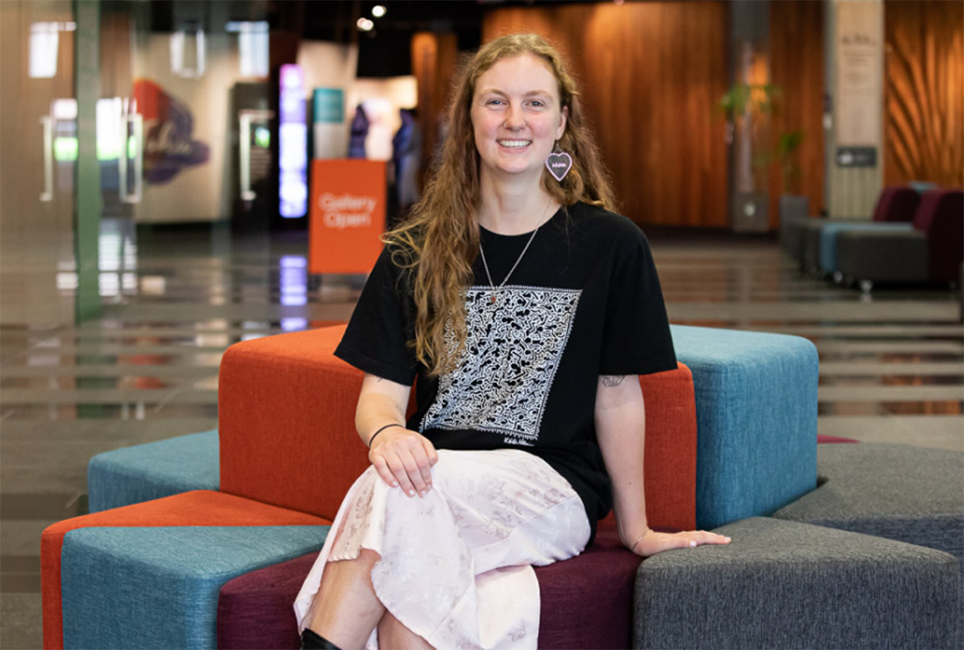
top-left (817, 434), bottom-right (859, 444)
top-left (217, 526), bottom-right (644, 649)
top-left (872, 186), bottom-right (920, 223)
top-left (913, 189), bottom-right (964, 281)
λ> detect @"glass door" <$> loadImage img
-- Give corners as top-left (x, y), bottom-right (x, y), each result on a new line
top-left (0, 0), bottom-right (78, 325)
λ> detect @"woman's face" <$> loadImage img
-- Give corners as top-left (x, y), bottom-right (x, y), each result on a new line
top-left (470, 54), bottom-right (568, 184)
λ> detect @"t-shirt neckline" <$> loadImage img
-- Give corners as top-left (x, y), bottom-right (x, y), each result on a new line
top-left (478, 205), bottom-right (567, 240)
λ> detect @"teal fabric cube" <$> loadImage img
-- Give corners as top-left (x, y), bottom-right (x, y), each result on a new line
top-left (61, 525), bottom-right (329, 650)
top-left (670, 325), bottom-right (819, 528)
top-left (87, 430), bottom-right (220, 512)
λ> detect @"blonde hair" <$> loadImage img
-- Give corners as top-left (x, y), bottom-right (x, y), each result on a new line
top-left (384, 33), bottom-right (617, 376)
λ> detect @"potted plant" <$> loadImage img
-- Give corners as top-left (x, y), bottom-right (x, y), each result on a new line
top-left (716, 83), bottom-right (808, 231)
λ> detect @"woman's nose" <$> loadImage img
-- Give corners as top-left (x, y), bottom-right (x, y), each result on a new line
top-left (503, 105), bottom-right (525, 130)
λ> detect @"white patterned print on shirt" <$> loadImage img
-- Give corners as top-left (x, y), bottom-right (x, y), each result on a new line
top-left (420, 285), bottom-right (581, 445)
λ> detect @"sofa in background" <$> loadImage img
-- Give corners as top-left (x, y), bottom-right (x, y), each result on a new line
top-left (836, 189), bottom-right (964, 292)
top-left (780, 186), bottom-right (920, 271)
top-left (800, 186), bottom-right (920, 275)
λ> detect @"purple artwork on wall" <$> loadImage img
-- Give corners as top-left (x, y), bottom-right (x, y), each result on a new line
top-left (133, 79), bottom-right (210, 184)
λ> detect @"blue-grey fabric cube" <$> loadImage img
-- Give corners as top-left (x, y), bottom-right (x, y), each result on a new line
top-left (671, 326), bottom-right (818, 528)
top-left (87, 430), bottom-right (220, 512)
top-left (61, 525), bottom-right (329, 650)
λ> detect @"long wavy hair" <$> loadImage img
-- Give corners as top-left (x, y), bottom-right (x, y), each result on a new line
top-left (384, 33), bottom-right (617, 376)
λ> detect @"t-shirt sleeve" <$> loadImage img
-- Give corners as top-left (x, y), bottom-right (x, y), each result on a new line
top-left (599, 227), bottom-right (677, 376)
top-left (334, 246), bottom-right (419, 385)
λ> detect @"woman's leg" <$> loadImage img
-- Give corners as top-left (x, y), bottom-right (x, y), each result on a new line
top-left (295, 450), bottom-right (589, 650)
top-left (377, 612), bottom-right (435, 650)
top-left (303, 550), bottom-right (384, 649)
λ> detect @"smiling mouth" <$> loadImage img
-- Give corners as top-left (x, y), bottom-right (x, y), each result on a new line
top-left (498, 139), bottom-right (532, 149)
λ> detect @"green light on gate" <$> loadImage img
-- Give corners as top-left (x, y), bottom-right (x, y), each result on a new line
top-left (255, 126), bottom-right (270, 149)
top-left (97, 141), bottom-right (121, 161)
top-left (54, 137), bottom-right (78, 162)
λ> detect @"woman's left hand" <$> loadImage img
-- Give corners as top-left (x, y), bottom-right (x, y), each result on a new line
top-left (625, 527), bottom-right (731, 558)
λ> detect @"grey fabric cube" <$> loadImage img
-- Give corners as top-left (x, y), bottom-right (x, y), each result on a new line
top-left (635, 517), bottom-right (960, 649)
top-left (801, 218), bottom-right (867, 274)
top-left (774, 443), bottom-right (964, 647)
top-left (781, 215), bottom-right (861, 264)
top-left (835, 229), bottom-right (930, 283)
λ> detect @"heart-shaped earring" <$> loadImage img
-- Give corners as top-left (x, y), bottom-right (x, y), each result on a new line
top-left (545, 142), bottom-right (573, 182)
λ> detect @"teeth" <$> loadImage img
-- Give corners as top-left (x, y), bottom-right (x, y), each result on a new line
top-left (499, 140), bottom-right (531, 148)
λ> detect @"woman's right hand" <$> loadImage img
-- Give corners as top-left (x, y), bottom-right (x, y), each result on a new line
top-left (368, 427), bottom-right (439, 498)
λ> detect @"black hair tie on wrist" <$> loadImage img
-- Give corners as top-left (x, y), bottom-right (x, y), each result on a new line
top-left (368, 423), bottom-right (403, 448)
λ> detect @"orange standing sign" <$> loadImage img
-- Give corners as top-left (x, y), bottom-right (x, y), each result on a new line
top-left (309, 159), bottom-right (386, 275)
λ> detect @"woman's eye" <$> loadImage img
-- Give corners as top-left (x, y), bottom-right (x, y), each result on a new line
top-left (487, 99), bottom-right (505, 106)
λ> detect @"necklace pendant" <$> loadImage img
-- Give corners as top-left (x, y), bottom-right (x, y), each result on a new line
top-left (489, 294), bottom-right (497, 304)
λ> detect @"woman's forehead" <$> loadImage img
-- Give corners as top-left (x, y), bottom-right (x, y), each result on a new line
top-left (474, 54), bottom-right (559, 97)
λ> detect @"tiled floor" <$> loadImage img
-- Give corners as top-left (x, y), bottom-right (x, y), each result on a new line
top-left (1, 224), bottom-right (962, 649)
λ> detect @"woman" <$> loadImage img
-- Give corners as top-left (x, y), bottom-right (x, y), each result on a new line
top-left (296, 33), bottom-right (730, 650)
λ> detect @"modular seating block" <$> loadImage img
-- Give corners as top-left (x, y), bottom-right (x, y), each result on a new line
top-left (836, 189), bottom-right (964, 285)
top-left (89, 325), bottom-right (814, 532)
top-left (796, 186), bottom-right (920, 272)
top-left (41, 491), bottom-right (330, 650)
top-left (217, 527), bottom-right (646, 650)
top-left (87, 430), bottom-right (220, 512)
top-left (818, 222), bottom-right (914, 275)
top-left (635, 517), bottom-right (961, 650)
top-left (669, 325), bottom-right (818, 528)
top-left (217, 325), bottom-right (697, 529)
top-left (61, 525), bottom-right (329, 650)
top-left (774, 442), bottom-right (964, 643)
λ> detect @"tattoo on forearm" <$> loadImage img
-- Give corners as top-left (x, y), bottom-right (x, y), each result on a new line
top-left (601, 375), bottom-right (626, 388)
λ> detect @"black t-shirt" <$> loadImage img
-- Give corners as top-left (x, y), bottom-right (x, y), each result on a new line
top-left (334, 201), bottom-right (677, 543)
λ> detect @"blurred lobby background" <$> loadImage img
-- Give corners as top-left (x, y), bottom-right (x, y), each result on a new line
top-left (1, 1), bottom-right (962, 647)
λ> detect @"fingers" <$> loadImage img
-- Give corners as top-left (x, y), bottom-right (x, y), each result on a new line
top-left (422, 438), bottom-right (439, 466)
top-left (385, 453), bottom-right (419, 497)
top-left (368, 430), bottom-right (437, 498)
top-left (678, 530), bottom-right (732, 548)
top-left (370, 456), bottom-right (399, 489)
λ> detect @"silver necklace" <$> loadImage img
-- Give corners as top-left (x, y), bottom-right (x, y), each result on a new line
top-left (478, 199), bottom-right (552, 304)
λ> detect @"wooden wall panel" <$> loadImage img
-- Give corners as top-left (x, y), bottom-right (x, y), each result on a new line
top-left (483, 3), bottom-right (729, 228)
top-left (411, 32), bottom-right (458, 182)
top-left (769, 1), bottom-right (825, 225)
top-left (884, 0), bottom-right (963, 188)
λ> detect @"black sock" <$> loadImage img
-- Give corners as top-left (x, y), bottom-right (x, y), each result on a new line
top-left (300, 628), bottom-right (344, 650)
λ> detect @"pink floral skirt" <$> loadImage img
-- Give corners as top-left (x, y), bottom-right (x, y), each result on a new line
top-left (293, 449), bottom-right (591, 650)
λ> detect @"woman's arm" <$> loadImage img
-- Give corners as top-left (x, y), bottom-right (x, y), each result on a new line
top-left (595, 375), bottom-right (731, 556)
top-left (356, 373), bottom-right (439, 498)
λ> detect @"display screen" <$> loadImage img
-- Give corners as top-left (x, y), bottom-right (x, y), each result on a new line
top-left (279, 64), bottom-right (307, 218)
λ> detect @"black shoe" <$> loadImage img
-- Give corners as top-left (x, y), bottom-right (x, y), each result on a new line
top-left (300, 628), bottom-right (344, 650)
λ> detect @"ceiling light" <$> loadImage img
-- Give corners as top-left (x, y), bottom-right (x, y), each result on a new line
top-left (372, 5), bottom-right (386, 18)
top-left (356, 18), bottom-right (374, 32)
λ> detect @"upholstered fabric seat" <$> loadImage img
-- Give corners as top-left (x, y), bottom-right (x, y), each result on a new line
top-left (835, 189), bottom-right (964, 290)
top-left (798, 186), bottom-right (920, 274)
top-left (781, 186), bottom-right (920, 270)
top-left (773, 442), bottom-right (964, 645)
top-left (635, 517), bottom-right (961, 650)
top-left (87, 429), bottom-right (219, 512)
top-left (217, 526), bottom-right (645, 650)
